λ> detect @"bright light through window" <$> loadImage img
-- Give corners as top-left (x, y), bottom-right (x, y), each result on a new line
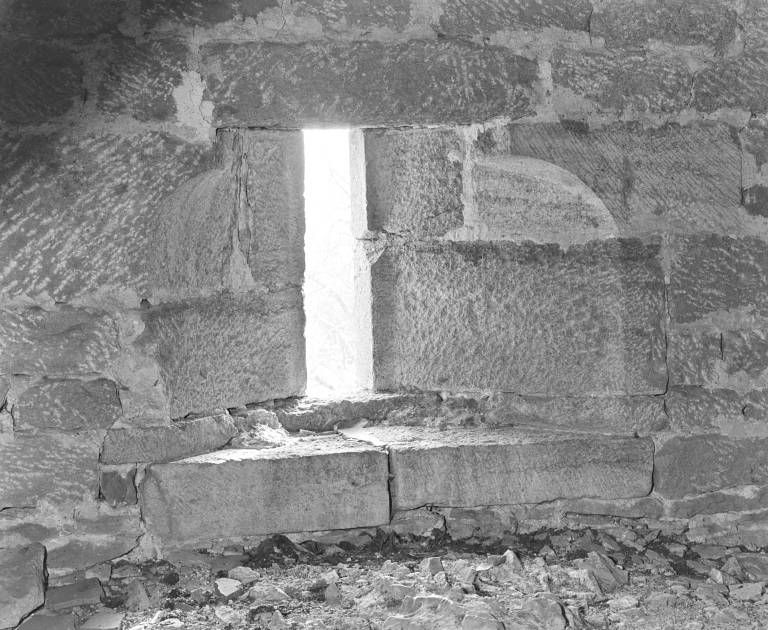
top-left (303, 129), bottom-right (358, 397)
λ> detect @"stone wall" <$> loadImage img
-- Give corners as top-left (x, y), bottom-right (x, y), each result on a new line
top-left (2, 0), bottom-right (768, 620)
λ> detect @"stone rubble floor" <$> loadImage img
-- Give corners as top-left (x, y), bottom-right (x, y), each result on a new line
top-left (30, 526), bottom-right (768, 630)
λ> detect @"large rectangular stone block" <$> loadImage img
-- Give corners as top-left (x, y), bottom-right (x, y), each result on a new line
top-left (668, 235), bottom-right (768, 324)
top-left (101, 415), bottom-right (237, 464)
top-left (136, 290), bottom-right (305, 418)
top-left (140, 435), bottom-right (390, 546)
top-left (371, 240), bottom-right (667, 396)
top-left (666, 386), bottom-right (768, 435)
top-left (0, 128), bottom-right (303, 304)
top-left (693, 49), bottom-right (768, 114)
top-left (0, 432), bottom-right (101, 509)
top-left (655, 435), bottom-right (768, 499)
top-left (201, 40), bottom-right (537, 127)
top-left (438, 0), bottom-right (591, 35)
top-left (479, 122), bottom-right (741, 236)
top-left (364, 128), bottom-right (464, 238)
top-left (591, 0), bottom-right (737, 54)
top-left (343, 426), bottom-right (654, 510)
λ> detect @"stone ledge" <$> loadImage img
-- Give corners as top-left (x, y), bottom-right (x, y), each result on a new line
top-left (140, 434), bottom-right (390, 547)
top-left (342, 426), bottom-right (655, 511)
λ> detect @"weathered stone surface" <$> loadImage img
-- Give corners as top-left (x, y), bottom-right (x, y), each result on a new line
top-left (0, 40), bottom-right (82, 124)
top-left (371, 240), bottom-right (666, 396)
top-left (740, 115), bottom-right (768, 218)
top-left (46, 579), bottom-right (103, 611)
top-left (99, 467), bottom-right (138, 506)
top-left (291, 0), bottom-right (410, 31)
top-left (668, 235), bottom-right (768, 324)
top-left (14, 378), bottom-right (121, 432)
top-left (480, 122), bottom-right (741, 235)
top-left (97, 36), bottom-right (188, 122)
top-left (0, 307), bottom-right (120, 378)
top-left (0, 131), bottom-right (212, 302)
top-left (201, 40), bottom-right (537, 126)
top-left (101, 415), bottom-right (237, 464)
top-left (470, 155), bottom-right (618, 245)
top-left (137, 290), bottom-right (305, 418)
top-left (141, 435), bottom-right (389, 546)
top-left (693, 49), bottom-right (768, 114)
top-left (687, 509), bottom-right (768, 547)
top-left (1, 0), bottom-right (123, 37)
top-left (139, 0), bottom-right (242, 28)
top-left (18, 612), bottom-right (76, 630)
top-left (343, 426), bottom-right (654, 510)
top-left (0, 432), bottom-right (101, 509)
top-left (0, 544), bottom-right (45, 630)
top-left (364, 128), bottom-right (464, 238)
top-left (484, 393), bottom-right (667, 435)
top-left (438, 0), bottom-right (591, 35)
top-left (562, 496), bottom-right (664, 520)
top-left (666, 387), bottom-right (768, 435)
top-left (655, 435), bottom-right (768, 499)
top-left (666, 485), bottom-right (768, 519)
top-left (591, 0), bottom-right (737, 54)
top-left (551, 47), bottom-right (692, 115)
top-left (668, 329), bottom-right (768, 390)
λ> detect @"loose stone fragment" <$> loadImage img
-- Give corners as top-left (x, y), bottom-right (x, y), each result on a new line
top-left (729, 582), bottom-right (764, 601)
top-left (420, 557), bottom-right (444, 576)
top-left (214, 578), bottom-right (243, 600)
top-left (576, 552), bottom-right (628, 594)
top-left (79, 612), bottom-right (125, 630)
top-left (228, 566), bottom-right (260, 585)
top-left (247, 584), bottom-right (290, 603)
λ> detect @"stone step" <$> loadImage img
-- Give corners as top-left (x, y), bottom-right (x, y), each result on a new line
top-left (141, 426), bottom-right (654, 548)
top-left (140, 434), bottom-right (390, 548)
top-left (342, 426), bottom-right (654, 511)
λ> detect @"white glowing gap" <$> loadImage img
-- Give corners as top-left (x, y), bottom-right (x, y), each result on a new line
top-left (303, 129), bottom-right (357, 397)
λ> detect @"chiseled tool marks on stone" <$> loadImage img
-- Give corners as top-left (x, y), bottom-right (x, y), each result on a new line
top-left (364, 128), bottom-right (464, 238)
top-left (13, 378), bottom-right (122, 431)
top-left (655, 434), bottom-right (768, 499)
top-left (0, 131), bottom-right (213, 302)
top-left (437, 0), bottom-right (591, 35)
top-left (591, 0), bottom-right (738, 55)
top-left (0, 39), bottom-right (82, 124)
top-left (0, 307), bottom-right (121, 377)
top-left (372, 239), bottom-right (667, 396)
top-left (140, 435), bottom-right (390, 545)
top-left (0, 431), bottom-right (102, 509)
top-left (668, 235), bottom-right (768, 324)
top-left (201, 40), bottom-right (537, 126)
top-left (96, 35), bottom-right (189, 122)
top-left (490, 121), bottom-right (741, 233)
top-left (136, 289), bottom-right (305, 418)
top-left (343, 425), bottom-right (654, 510)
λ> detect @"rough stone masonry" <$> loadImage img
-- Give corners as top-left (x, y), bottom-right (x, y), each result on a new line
top-left (3, 0), bottom-right (768, 627)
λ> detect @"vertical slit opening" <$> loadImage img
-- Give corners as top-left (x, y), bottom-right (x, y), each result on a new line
top-left (303, 128), bottom-right (366, 397)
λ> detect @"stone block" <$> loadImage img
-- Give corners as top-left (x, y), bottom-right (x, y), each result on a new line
top-left (484, 393), bottom-right (667, 435)
top-left (0, 544), bottom-right (45, 630)
top-left (46, 578), bottom-right (103, 611)
top-left (552, 47), bottom-right (692, 115)
top-left (97, 36), bottom-right (188, 122)
top-left (371, 240), bottom-right (667, 396)
top-left (668, 235), bottom-right (768, 324)
top-left (481, 122), bottom-right (741, 235)
top-left (201, 40), bottom-right (537, 127)
top-left (693, 49), bottom-right (768, 114)
top-left (654, 435), bottom-right (768, 499)
top-left (666, 485), bottom-right (768, 519)
top-left (668, 329), bottom-right (768, 389)
top-left (140, 434), bottom-right (389, 546)
top-left (666, 387), bottom-right (768, 435)
top-left (364, 128), bottom-right (464, 238)
top-left (437, 0), bottom-right (591, 35)
top-left (18, 612), bottom-right (76, 630)
top-left (136, 290), bottom-right (305, 418)
top-left (2, 0), bottom-right (123, 37)
top-left (591, 0), bottom-right (738, 54)
top-left (0, 307), bottom-right (120, 378)
top-left (14, 378), bottom-right (121, 432)
top-left (0, 432), bottom-right (101, 509)
top-left (139, 0), bottom-right (242, 28)
top-left (0, 40), bottom-right (82, 124)
top-left (99, 467), bottom-right (138, 506)
top-left (343, 426), bottom-right (653, 510)
top-left (101, 415), bottom-right (237, 464)
top-left (740, 115), bottom-right (768, 218)
top-left (0, 130), bottom-right (213, 302)
top-left (291, 0), bottom-right (410, 31)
